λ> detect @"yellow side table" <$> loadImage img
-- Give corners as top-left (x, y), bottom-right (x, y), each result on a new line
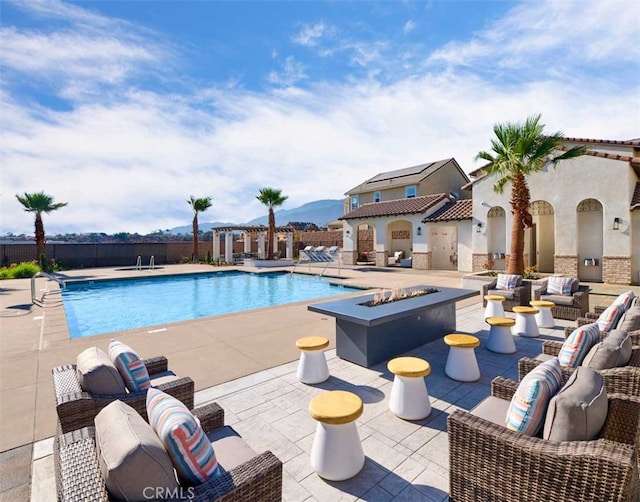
top-left (444, 334), bottom-right (481, 382)
top-left (387, 357), bottom-right (431, 420)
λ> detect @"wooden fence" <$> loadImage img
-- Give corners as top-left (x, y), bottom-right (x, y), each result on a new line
top-left (1, 230), bottom-right (374, 269)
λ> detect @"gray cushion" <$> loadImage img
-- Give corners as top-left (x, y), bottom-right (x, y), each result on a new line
top-left (540, 294), bottom-right (575, 306)
top-left (77, 347), bottom-right (127, 395)
top-left (543, 367), bottom-right (607, 441)
top-left (95, 400), bottom-right (178, 501)
top-left (488, 289), bottom-right (514, 300)
top-left (470, 396), bottom-right (511, 426)
top-left (207, 426), bottom-right (257, 472)
top-left (617, 307), bottom-right (640, 332)
top-left (149, 371), bottom-right (179, 387)
top-left (582, 329), bottom-right (632, 369)
top-left (535, 353), bottom-right (554, 362)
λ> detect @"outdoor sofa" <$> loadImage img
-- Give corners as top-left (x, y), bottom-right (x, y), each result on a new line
top-left (54, 401), bottom-right (283, 501)
top-left (448, 374), bottom-right (640, 501)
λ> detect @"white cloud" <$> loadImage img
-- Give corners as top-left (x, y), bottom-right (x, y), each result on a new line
top-left (1, 0), bottom-right (638, 235)
top-left (403, 20), bottom-right (416, 34)
top-left (292, 22), bottom-right (330, 47)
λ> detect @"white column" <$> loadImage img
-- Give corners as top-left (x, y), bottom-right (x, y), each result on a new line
top-left (213, 231), bottom-right (220, 260)
top-left (273, 232), bottom-right (279, 255)
top-left (257, 232), bottom-right (266, 259)
top-left (224, 232), bottom-right (233, 263)
top-left (243, 231), bottom-right (251, 254)
top-left (286, 232), bottom-right (293, 259)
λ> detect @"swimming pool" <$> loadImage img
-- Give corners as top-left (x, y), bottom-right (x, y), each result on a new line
top-left (62, 271), bottom-right (360, 338)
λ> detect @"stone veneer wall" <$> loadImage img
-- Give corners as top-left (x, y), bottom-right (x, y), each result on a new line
top-left (554, 255), bottom-right (578, 277)
top-left (472, 253), bottom-right (491, 272)
top-left (341, 250), bottom-right (358, 266)
top-left (376, 250), bottom-right (389, 267)
top-left (412, 252), bottom-right (431, 270)
top-left (602, 256), bottom-right (632, 284)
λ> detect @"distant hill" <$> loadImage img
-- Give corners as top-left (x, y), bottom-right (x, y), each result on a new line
top-left (169, 199), bottom-right (344, 234)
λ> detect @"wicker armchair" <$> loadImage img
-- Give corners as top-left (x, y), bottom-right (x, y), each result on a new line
top-left (54, 402), bottom-right (283, 502)
top-left (518, 339), bottom-right (640, 396)
top-left (448, 376), bottom-right (640, 502)
top-left (534, 280), bottom-right (590, 321)
top-left (53, 356), bottom-right (195, 433)
top-left (482, 277), bottom-right (531, 312)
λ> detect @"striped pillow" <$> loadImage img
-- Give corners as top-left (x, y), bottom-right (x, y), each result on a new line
top-left (596, 305), bottom-right (625, 333)
top-left (496, 274), bottom-right (521, 291)
top-left (547, 276), bottom-right (575, 296)
top-left (558, 323), bottom-right (600, 368)
top-left (612, 290), bottom-right (635, 311)
top-left (506, 357), bottom-right (563, 436)
top-left (109, 339), bottom-right (151, 392)
top-left (147, 388), bottom-right (220, 484)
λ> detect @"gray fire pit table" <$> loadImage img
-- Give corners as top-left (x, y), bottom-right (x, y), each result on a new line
top-left (308, 285), bottom-right (479, 368)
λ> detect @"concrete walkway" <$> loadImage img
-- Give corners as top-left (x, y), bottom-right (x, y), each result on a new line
top-left (1, 264), bottom-right (637, 500)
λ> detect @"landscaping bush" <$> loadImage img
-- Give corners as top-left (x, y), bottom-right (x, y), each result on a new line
top-left (0, 261), bottom-right (40, 279)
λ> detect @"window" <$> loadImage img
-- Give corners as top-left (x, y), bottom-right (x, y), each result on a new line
top-left (351, 195), bottom-right (359, 210)
top-left (374, 191), bottom-right (381, 203)
top-left (406, 186), bottom-right (417, 198)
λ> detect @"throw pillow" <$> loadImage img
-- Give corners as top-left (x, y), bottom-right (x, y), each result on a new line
top-left (497, 273), bottom-right (521, 291)
top-left (147, 388), bottom-right (220, 484)
top-left (595, 305), bottom-right (626, 333)
top-left (558, 323), bottom-right (601, 368)
top-left (547, 276), bottom-right (575, 296)
top-left (612, 290), bottom-right (635, 311)
top-left (95, 400), bottom-right (178, 501)
top-left (506, 357), bottom-right (564, 436)
top-left (582, 329), bottom-right (632, 369)
top-left (109, 339), bottom-right (151, 392)
top-left (76, 347), bottom-right (127, 395)
top-left (543, 367), bottom-right (607, 442)
top-left (617, 306), bottom-right (640, 333)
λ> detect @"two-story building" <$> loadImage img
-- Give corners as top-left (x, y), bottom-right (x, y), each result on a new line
top-left (339, 158), bottom-right (473, 270)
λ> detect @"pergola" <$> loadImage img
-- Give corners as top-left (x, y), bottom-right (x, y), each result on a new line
top-left (211, 225), bottom-right (294, 263)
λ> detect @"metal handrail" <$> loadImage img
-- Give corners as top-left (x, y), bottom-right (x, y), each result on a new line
top-left (31, 271), bottom-right (66, 305)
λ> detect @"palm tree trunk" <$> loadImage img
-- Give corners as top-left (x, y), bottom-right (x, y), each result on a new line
top-left (508, 173), bottom-right (532, 275)
top-left (267, 209), bottom-right (275, 260)
top-left (35, 214), bottom-right (45, 259)
top-left (192, 215), bottom-right (198, 261)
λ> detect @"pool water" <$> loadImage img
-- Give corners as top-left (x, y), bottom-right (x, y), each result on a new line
top-left (62, 271), bottom-right (359, 338)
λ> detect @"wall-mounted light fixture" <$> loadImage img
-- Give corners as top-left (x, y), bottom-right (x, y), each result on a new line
top-left (613, 217), bottom-right (621, 231)
top-left (476, 223), bottom-right (483, 233)
top-left (416, 227), bottom-right (422, 236)
top-left (345, 229), bottom-right (351, 236)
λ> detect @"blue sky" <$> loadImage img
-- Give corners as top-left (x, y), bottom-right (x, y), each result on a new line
top-left (1, 0), bottom-right (639, 234)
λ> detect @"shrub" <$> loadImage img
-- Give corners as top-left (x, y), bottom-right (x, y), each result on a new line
top-left (0, 261), bottom-right (41, 279)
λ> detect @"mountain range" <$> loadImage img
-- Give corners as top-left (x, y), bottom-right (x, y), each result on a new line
top-left (169, 199), bottom-right (344, 234)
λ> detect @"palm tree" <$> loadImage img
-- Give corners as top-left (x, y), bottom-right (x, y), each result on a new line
top-left (187, 195), bottom-right (213, 261)
top-left (15, 191), bottom-right (68, 261)
top-left (256, 188), bottom-right (288, 260)
top-left (475, 114), bottom-right (585, 275)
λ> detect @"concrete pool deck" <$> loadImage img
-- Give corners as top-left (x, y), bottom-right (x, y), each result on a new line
top-left (1, 264), bottom-right (637, 500)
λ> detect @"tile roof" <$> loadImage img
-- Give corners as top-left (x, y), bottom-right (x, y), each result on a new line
top-left (632, 182), bottom-right (640, 211)
top-left (562, 137), bottom-right (640, 146)
top-left (339, 194), bottom-right (447, 220)
top-left (422, 199), bottom-right (473, 222)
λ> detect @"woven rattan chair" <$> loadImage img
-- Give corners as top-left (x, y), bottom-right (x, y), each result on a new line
top-left (518, 339), bottom-right (640, 396)
top-left (533, 280), bottom-right (590, 321)
top-left (53, 356), bottom-right (195, 433)
top-left (481, 278), bottom-right (531, 312)
top-left (54, 402), bottom-right (283, 502)
top-left (448, 376), bottom-right (640, 502)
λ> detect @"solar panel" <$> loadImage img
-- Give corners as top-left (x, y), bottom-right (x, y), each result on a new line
top-left (367, 162), bottom-right (433, 183)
